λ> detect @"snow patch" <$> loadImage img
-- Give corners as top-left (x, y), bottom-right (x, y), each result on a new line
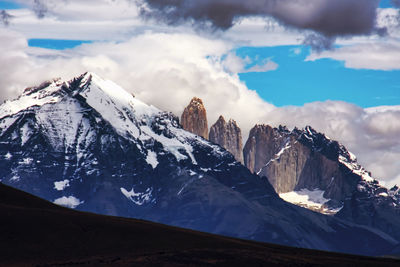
top-left (4, 152), bottom-right (12, 160)
top-left (20, 123), bottom-right (33, 145)
top-left (257, 142), bottom-right (291, 175)
top-left (53, 196), bottom-right (83, 208)
top-left (348, 151), bottom-right (357, 161)
top-left (339, 155), bottom-right (374, 182)
top-left (146, 151), bottom-right (158, 169)
top-left (54, 180), bottom-right (70, 191)
top-left (78, 73), bottom-right (161, 140)
top-left (139, 125), bottom-right (197, 164)
top-left (279, 189), bottom-right (341, 215)
top-left (121, 187), bottom-right (152, 206)
top-left (275, 142), bottom-right (291, 158)
top-left (10, 175), bottom-right (20, 182)
top-left (19, 158), bottom-right (33, 165)
top-left (0, 80), bottom-right (61, 120)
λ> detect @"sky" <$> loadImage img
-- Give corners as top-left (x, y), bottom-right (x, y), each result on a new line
top-left (0, 0), bottom-right (399, 186)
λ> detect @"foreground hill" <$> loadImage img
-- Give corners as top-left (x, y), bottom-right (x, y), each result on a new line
top-left (1, 183), bottom-right (399, 266)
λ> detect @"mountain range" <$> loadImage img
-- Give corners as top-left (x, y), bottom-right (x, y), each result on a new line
top-left (182, 94), bottom-right (400, 245)
top-left (1, 72), bottom-right (399, 258)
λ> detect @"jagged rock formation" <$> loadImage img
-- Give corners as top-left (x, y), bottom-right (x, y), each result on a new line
top-left (244, 125), bottom-right (361, 206)
top-left (243, 125), bottom-right (392, 212)
top-left (209, 116), bottom-right (243, 163)
top-left (181, 97), bottom-right (208, 139)
top-left (337, 181), bottom-right (400, 242)
top-left (243, 124), bottom-right (400, 242)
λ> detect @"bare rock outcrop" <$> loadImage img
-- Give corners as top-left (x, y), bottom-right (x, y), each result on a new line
top-left (181, 97), bottom-right (208, 139)
top-left (243, 125), bottom-right (362, 210)
top-left (209, 116), bottom-right (243, 163)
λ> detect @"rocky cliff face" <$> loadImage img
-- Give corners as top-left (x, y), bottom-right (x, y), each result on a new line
top-left (181, 97), bottom-right (208, 139)
top-left (243, 123), bottom-right (400, 241)
top-left (244, 125), bottom-right (373, 213)
top-left (209, 116), bottom-right (243, 163)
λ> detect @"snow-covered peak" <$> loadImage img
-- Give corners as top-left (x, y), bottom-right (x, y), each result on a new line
top-left (301, 126), bottom-right (375, 183)
top-left (74, 72), bottom-right (162, 139)
top-left (0, 72), bottom-right (225, 167)
top-left (0, 79), bottom-right (63, 120)
top-left (78, 72), bottom-right (161, 120)
top-left (279, 125), bottom-right (376, 184)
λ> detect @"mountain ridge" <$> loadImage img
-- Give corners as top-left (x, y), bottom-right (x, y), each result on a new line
top-left (0, 72), bottom-right (398, 256)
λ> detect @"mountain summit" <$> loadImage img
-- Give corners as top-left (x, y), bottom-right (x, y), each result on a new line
top-left (181, 97), bottom-right (208, 139)
top-left (0, 72), bottom-right (398, 256)
top-left (209, 115), bottom-right (243, 163)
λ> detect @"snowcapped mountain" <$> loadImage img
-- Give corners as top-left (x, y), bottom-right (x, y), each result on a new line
top-left (0, 72), bottom-right (398, 256)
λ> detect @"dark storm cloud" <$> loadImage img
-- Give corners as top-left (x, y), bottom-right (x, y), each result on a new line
top-left (0, 10), bottom-right (13, 26)
top-left (140, 0), bottom-right (384, 38)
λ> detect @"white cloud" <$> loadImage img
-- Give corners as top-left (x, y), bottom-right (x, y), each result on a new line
top-left (306, 40), bottom-right (400, 70)
top-left (0, 24), bottom-right (399, 188)
top-left (0, 29), bottom-right (275, 141)
top-left (222, 53), bottom-right (252, 73)
top-left (222, 52), bottom-right (278, 73)
top-left (305, 8), bottom-right (400, 70)
top-left (14, 0), bottom-right (140, 21)
top-left (6, 6), bottom-right (144, 40)
top-left (245, 59), bottom-right (278, 72)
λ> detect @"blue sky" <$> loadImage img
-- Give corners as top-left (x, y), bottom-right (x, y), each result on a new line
top-left (237, 46), bottom-right (400, 107)
top-left (24, 39), bottom-right (400, 108)
top-left (1, 0), bottom-right (399, 108)
top-left (0, 0), bottom-right (22, 9)
top-left (28, 39), bottom-right (92, 50)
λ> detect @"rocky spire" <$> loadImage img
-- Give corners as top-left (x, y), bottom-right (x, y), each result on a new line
top-left (180, 97), bottom-right (208, 139)
top-left (209, 115), bottom-right (243, 163)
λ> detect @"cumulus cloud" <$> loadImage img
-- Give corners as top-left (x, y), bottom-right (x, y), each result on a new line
top-left (0, 28), bottom-right (37, 100)
top-left (0, 28), bottom-right (399, 187)
top-left (15, 0), bottom-right (141, 21)
top-left (0, 30), bottom-right (274, 139)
